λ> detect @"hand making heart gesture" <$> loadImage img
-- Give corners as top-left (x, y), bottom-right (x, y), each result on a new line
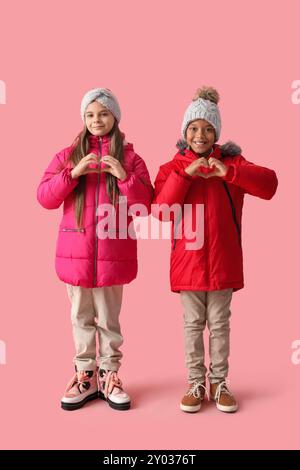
top-left (184, 156), bottom-right (228, 179)
top-left (100, 155), bottom-right (127, 181)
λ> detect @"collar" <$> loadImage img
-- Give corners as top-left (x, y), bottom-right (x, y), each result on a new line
top-left (176, 144), bottom-right (222, 163)
top-left (88, 133), bottom-right (110, 147)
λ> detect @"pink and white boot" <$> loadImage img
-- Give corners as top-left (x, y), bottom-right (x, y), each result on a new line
top-left (98, 369), bottom-right (131, 411)
top-left (61, 370), bottom-right (99, 411)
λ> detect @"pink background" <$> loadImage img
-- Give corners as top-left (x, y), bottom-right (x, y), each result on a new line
top-left (0, 0), bottom-right (299, 450)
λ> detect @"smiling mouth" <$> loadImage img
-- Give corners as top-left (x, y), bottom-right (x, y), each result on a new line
top-left (193, 141), bottom-right (208, 145)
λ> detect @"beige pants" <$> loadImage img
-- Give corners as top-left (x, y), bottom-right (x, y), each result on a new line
top-left (180, 289), bottom-right (233, 384)
top-left (66, 284), bottom-right (123, 372)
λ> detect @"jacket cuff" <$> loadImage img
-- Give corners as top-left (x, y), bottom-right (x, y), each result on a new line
top-left (222, 165), bottom-right (236, 183)
top-left (63, 167), bottom-right (79, 186)
top-left (117, 171), bottom-right (131, 187)
top-left (178, 168), bottom-right (195, 181)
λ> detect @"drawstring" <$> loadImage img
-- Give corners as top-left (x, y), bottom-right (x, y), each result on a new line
top-left (65, 371), bottom-right (91, 395)
top-left (98, 370), bottom-right (123, 398)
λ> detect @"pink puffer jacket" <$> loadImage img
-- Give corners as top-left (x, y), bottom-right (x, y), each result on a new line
top-left (37, 134), bottom-right (153, 287)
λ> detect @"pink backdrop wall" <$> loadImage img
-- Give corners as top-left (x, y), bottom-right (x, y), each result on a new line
top-left (0, 0), bottom-right (299, 450)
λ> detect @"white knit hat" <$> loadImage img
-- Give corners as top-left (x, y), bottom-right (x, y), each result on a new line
top-left (80, 88), bottom-right (121, 122)
top-left (181, 87), bottom-right (221, 141)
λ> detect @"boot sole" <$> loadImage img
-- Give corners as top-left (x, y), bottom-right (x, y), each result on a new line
top-left (180, 403), bottom-right (201, 413)
top-left (216, 403), bottom-right (238, 413)
top-left (210, 396), bottom-right (238, 413)
top-left (61, 391), bottom-right (99, 411)
top-left (99, 391), bottom-right (131, 411)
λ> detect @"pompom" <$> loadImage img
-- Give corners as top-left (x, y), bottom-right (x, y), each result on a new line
top-left (193, 86), bottom-right (220, 104)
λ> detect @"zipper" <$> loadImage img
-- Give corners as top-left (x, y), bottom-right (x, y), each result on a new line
top-left (93, 137), bottom-right (102, 287)
top-left (222, 182), bottom-right (241, 247)
top-left (173, 223), bottom-right (177, 250)
top-left (62, 228), bottom-right (85, 232)
top-left (204, 181), bottom-right (210, 284)
top-left (173, 216), bottom-right (182, 250)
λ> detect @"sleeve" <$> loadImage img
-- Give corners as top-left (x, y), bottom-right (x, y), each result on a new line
top-left (222, 155), bottom-right (278, 200)
top-left (117, 153), bottom-right (153, 213)
top-left (36, 147), bottom-right (79, 209)
top-left (152, 165), bottom-right (194, 221)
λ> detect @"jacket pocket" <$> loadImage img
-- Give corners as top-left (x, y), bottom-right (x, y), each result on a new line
top-left (61, 228), bottom-right (86, 233)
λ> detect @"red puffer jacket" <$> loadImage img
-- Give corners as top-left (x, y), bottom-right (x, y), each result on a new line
top-left (153, 142), bottom-right (278, 293)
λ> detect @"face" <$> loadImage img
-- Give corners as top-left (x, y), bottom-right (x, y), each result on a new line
top-left (84, 101), bottom-right (115, 136)
top-left (186, 119), bottom-right (215, 155)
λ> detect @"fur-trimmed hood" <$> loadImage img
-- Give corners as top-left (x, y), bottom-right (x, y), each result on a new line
top-left (176, 139), bottom-right (241, 158)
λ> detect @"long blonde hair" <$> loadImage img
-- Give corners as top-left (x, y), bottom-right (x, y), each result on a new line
top-left (57, 122), bottom-right (124, 229)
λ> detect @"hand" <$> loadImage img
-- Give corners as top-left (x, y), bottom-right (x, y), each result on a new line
top-left (184, 157), bottom-right (210, 176)
top-left (185, 157), bottom-right (228, 179)
top-left (206, 157), bottom-right (228, 178)
top-left (71, 153), bottom-right (101, 179)
top-left (100, 155), bottom-right (127, 181)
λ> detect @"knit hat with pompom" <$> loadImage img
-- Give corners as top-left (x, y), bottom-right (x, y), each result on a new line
top-left (181, 87), bottom-right (221, 141)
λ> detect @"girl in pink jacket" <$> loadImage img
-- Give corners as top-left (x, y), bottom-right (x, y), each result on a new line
top-left (37, 88), bottom-right (153, 411)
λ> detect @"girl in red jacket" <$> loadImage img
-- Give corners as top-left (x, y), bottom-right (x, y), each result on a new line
top-left (153, 87), bottom-right (278, 413)
top-left (37, 88), bottom-right (153, 411)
